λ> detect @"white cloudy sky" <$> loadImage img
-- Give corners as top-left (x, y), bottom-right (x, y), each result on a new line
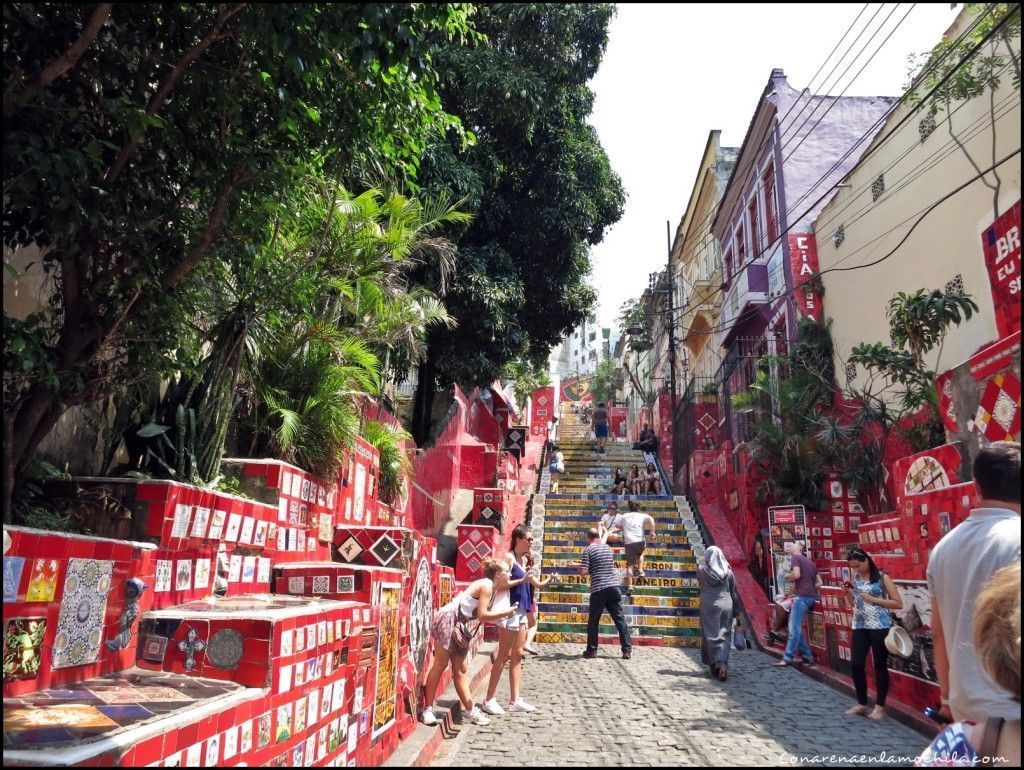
top-left (587, 2), bottom-right (961, 328)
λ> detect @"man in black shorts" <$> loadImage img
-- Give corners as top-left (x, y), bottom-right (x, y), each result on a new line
top-left (593, 402), bottom-right (609, 453)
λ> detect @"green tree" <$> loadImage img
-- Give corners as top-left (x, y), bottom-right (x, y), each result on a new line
top-left (407, 3), bottom-right (625, 443)
top-left (501, 359), bottom-right (551, 414)
top-left (2, 3), bottom-right (475, 518)
top-left (907, 3), bottom-right (1021, 219)
top-left (590, 355), bottom-right (620, 405)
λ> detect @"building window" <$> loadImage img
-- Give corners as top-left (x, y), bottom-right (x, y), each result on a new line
top-left (762, 164), bottom-right (779, 246)
top-left (589, 332), bottom-right (596, 342)
top-left (871, 174), bottom-right (885, 202)
top-left (747, 196), bottom-right (761, 258)
top-left (919, 114), bottom-right (936, 142)
top-left (723, 247), bottom-right (734, 282)
top-left (735, 228), bottom-right (746, 274)
top-left (945, 273), bottom-right (964, 295)
top-left (834, 225), bottom-right (845, 248)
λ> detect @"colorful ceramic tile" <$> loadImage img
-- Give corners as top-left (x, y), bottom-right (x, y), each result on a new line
top-left (52, 559), bottom-right (112, 670)
top-left (281, 471), bottom-right (293, 496)
top-left (240, 719), bottom-right (253, 754)
top-left (190, 507), bottom-right (210, 539)
top-left (223, 725), bottom-right (238, 760)
top-left (254, 521), bottom-right (269, 547)
top-left (290, 474), bottom-right (301, 498)
top-left (276, 703), bottom-right (293, 743)
top-left (4, 617), bottom-right (46, 681)
top-left (257, 557), bottom-right (271, 584)
top-left (307, 690), bottom-right (320, 725)
top-left (193, 559), bottom-right (211, 591)
top-left (204, 733), bottom-right (220, 766)
top-left (171, 504), bottom-right (192, 539)
top-left (224, 513), bottom-right (242, 542)
top-left (185, 742), bottom-right (202, 767)
top-left (280, 628), bottom-right (293, 657)
top-left (175, 560), bottom-right (192, 591)
top-left (164, 751), bottom-right (183, 767)
top-left (288, 577), bottom-right (304, 594)
top-left (312, 576), bottom-right (329, 595)
top-left (278, 497), bottom-right (288, 522)
top-left (155, 560), bottom-right (172, 592)
top-left (304, 734), bottom-right (316, 766)
top-left (321, 683), bottom-right (333, 718)
top-left (332, 679), bottom-right (346, 712)
top-left (242, 556), bottom-right (256, 583)
top-left (292, 740), bottom-right (305, 768)
top-left (177, 627), bottom-right (206, 671)
top-left (257, 711), bottom-right (272, 749)
top-left (140, 634), bottom-right (169, 663)
top-left (239, 516), bottom-right (255, 545)
top-left (318, 514), bottom-right (333, 543)
top-left (25, 558), bottom-right (59, 603)
top-left (5, 703), bottom-right (117, 730)
top-left (208, 509), bottom-right (226, 540)
top-left (276, 527), bottom-right (287, 551)
top-left (3, 556), bottom-right (26, 603)
top-left (228, 554), bottom-right (243, 583)
top-left (95, 685), bottom-right (191, 704)
top-left (207, 628), bottom-right (244, 670)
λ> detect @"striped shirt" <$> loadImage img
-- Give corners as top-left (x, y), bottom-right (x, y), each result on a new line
top-left (582, 542), bottom-right (618, 593)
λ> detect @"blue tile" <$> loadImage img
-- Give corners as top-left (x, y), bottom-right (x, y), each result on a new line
top-left (96, 704), bottom-right (154, 721)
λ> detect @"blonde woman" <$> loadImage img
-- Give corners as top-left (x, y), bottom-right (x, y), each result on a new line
top-left (420, 558), bottom-right (519, 727)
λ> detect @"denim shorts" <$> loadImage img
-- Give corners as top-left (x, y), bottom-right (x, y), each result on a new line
top-left (499, 608), bottom-right (528, 631)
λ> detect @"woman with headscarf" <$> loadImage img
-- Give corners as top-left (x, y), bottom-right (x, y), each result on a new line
top-left (698, 546), bottom-right (739, 681)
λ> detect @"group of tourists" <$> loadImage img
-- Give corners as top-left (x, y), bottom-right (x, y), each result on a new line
top-left (610, 462), bottom-right (660, 496)
top-left (420, 526), bottom-right (550, 727)
top-left (423, 413), bottom-right (1020, 765)
top-left (696, 441), bottom-right (1020, 766)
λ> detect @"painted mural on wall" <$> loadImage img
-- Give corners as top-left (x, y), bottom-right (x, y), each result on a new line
top-left (372, 584), bottom-right (401, 739)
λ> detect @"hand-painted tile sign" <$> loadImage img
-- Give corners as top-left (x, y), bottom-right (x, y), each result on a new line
top-left (982, 199), bottom-right (1021, 338)
top-left (4, 617), bottom-right (47, 682)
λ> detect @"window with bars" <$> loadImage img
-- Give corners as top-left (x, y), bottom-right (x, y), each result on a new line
top-left (846, 362), bottom-right (857, 382)
top-left (834, 225), bottom-right (845, 248)
top-left (748, 196), bottom-right (761, 257)
top-left (872, 174), bottom-right (885, 202)
top-left (919, 114), bottom-right (936, 142)
top-left (723, 247), bottom-right (734, 282)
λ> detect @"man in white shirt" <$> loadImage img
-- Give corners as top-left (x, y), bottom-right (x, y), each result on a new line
top-left (598, 501), bottom-right (623, 545)
top-left (609, 501), bottom-right (655, 597)
top-left (928, 441), bottom-right (1020, 723)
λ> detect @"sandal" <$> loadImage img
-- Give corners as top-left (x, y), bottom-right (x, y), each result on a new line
top-left (868, 707), bottom-right (886, 721)
top-left (773, 660), bottom-right (793, 667)
top-left (845, 705), bottom-right (869, 716)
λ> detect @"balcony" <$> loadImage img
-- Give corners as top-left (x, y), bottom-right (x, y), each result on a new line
top-left (720, 241), bottom-right (782, 338)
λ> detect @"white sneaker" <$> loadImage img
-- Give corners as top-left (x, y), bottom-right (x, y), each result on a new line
top-left (509, 699), bottom-right (536, 713)
top-left (465, 706), bottom-right (491, 726)
top-left (481, 698), bottom-right (506, 716)
top-left (420, 708), bottom-right (438, 726)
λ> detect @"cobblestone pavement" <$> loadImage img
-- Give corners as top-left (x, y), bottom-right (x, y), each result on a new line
top-left (433, 644), bottom-right (931, 767)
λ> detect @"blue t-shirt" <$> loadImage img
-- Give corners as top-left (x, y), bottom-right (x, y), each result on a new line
top-left (916, 721), bottom-right (980, 766)
top-left (509, 560), bottom-right (532, 610)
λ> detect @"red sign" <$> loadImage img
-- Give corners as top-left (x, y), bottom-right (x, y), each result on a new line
top-left (771, 508), bottom-right (797, 524)
top-left (982, 199), bottom-right (1021, 338)
top-left (788, 233), bottom-right (823, 321)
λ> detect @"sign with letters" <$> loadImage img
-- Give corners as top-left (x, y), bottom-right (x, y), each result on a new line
top-left (982, 200), bottom-right (1021, 338)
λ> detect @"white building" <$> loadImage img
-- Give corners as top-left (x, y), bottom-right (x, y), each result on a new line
top-left (549, 313), bottom-right (617, 378)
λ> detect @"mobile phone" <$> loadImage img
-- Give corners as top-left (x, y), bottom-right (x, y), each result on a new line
top-left (923, 706), bottom-right (952, 725)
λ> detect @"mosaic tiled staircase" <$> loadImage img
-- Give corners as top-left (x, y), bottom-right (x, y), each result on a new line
top-left (530, 407), bottom-right (707, 648)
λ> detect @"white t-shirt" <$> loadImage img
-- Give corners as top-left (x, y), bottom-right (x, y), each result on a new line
top-left (601, 512), bottom-right (621, 531)
top-left (547, 419), bottom-right (558, 441)
top-left (618, 511), bottom-right (651, 545)
top-left (927, 507), bottom-right (1021, 722)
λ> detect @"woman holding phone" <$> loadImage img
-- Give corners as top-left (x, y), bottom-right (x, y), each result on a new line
top-left (481, 526), bottom-right (543, 716)
top-left (843, 548), bottom-right (903, 721)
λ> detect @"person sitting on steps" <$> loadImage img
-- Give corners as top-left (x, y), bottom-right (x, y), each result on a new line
top-left (643, 463), bottom-right (660, 495)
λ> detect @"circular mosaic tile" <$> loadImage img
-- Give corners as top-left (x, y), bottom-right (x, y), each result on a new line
top-left (206, 628), bottom-right (244, 670)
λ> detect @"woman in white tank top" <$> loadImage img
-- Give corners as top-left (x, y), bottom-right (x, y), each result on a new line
top-left (420, 558), bottom-right (518, 727)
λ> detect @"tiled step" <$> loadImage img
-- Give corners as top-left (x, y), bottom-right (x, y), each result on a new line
top-left (534, 630), bottom-right (701, 648)
top-left (538, 621), bottom-right (701, 637)
top-left (538, 601), bottom-right (699, 618)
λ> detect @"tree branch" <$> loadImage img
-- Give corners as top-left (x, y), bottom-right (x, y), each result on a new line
top-left (3, 3), bottom-right (113, 121)
top-left (160, 166), bottom-right (246, 289)
top-left (103, 3), bottom-right (247, 186)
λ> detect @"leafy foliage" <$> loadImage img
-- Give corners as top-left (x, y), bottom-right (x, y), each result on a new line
top-left (619, 297), bottom-right (654, 353)
top-left (590, 356), bottom-right (620, 405)
top-left (409, 3), bottom-right (624, 440)
top-left (2, 3), bottom-right (476, 518)
top-left (501, 359), bottom-right (551, 413)
top-left (360, 420), bottom-right (413, 506)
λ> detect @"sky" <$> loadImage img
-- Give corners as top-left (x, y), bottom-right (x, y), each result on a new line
top-left (587, 2), bottom-right (961, 329)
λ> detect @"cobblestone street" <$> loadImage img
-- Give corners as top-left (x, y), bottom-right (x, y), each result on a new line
top-left (433, 644), bottom-right (931, 767)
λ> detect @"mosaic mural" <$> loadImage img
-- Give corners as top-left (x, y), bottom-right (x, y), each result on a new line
top-left (52, 559), bottom-right (112, 670)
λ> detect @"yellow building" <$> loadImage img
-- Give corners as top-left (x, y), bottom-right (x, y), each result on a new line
top-left (815, 7), bottom-right (1021, 387)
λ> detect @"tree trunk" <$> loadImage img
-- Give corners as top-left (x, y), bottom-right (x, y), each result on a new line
top-left (3, 387), bottom-right (66, 522)
top-left (411, 353), bottom-right (437, 447)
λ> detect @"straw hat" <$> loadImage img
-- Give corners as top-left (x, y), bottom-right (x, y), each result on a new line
top-left (885, 625), bottom-right (913, 658)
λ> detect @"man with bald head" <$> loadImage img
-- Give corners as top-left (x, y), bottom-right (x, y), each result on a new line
top-left (774, 540), bottom-right (821, 668)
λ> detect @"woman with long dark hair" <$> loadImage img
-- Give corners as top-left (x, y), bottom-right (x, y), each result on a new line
top-left (627, 464), bottom-right (642, 496)
top-left (481, 526), bottom-right (545, 716)
top-left (843, 548), bottom-right (903, 720)
top-left (521, 537), bottom-right (551, 655)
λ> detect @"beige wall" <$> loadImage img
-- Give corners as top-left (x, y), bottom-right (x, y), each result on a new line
top-left (816, 12), bottom-right (1020, 386)
top-left (3, 243), bottom-right (49, 320)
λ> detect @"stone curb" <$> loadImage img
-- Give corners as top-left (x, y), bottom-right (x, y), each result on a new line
top-left (382, 642), bottom-right (496, 768)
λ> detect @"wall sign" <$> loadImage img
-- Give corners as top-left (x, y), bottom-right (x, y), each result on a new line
top-left (982, 199), bottom-right (1021, 338)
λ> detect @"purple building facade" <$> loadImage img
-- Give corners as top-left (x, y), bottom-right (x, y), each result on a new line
top-left (711, 68), bottom-right (897, 445)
